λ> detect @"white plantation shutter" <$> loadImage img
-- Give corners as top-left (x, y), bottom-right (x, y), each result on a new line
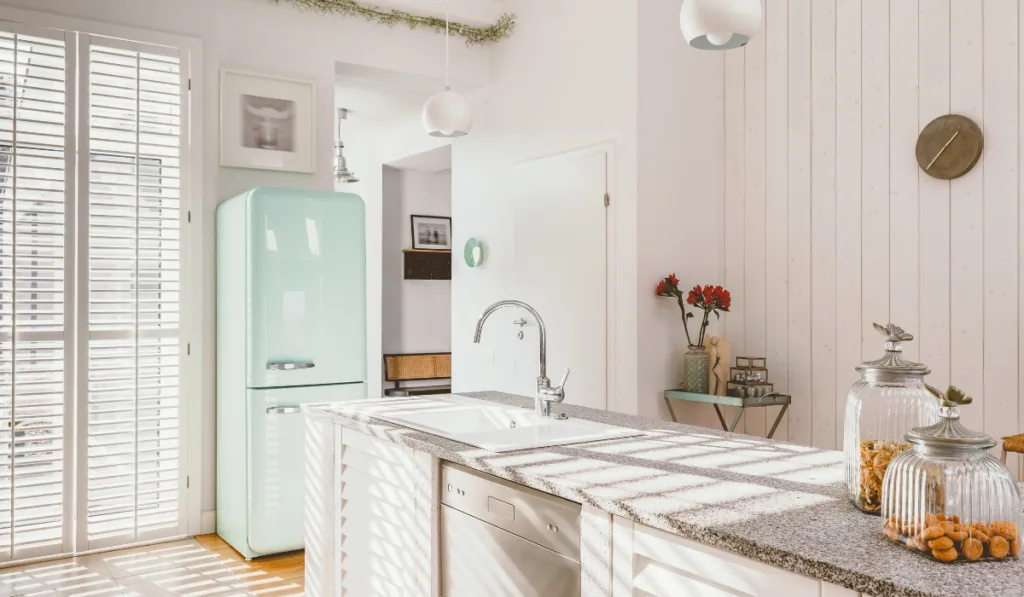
top-left (78, 36), bottom-right (186, 549)
top-left (0, 24), bottom-right (73, 562)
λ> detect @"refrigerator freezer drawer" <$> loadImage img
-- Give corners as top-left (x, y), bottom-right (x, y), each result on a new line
top-left (245, 383), bottom-right (366, 556)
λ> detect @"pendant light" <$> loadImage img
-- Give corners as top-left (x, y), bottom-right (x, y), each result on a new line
top-left (423, 1), bottom-right (472, 137)
top-left (334, 108), bottom-right (359, 184)
top-left (680, 0), bottom-right (762, 51)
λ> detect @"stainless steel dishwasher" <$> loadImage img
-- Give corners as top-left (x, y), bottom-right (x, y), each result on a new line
top-left (440, 462), bottom-right (582, 597)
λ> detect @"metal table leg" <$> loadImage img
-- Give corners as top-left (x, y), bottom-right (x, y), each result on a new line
top-left (712, 404), bottom-right (727, 430)
top-left (664, 397), bottom-right (679, 423)
top-left (727, 407), bottom-right (744, 432)
top-left (767, 404), bottom-right (789, 439)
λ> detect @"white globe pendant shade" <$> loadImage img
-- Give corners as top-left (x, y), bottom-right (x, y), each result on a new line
top-left (680, 0), bottom-right (762, 50)
top-left (423, 87), bottom-right (472, 138)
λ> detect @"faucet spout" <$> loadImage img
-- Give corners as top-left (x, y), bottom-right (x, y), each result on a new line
top-left (473, 300), bottom-right (547, 379)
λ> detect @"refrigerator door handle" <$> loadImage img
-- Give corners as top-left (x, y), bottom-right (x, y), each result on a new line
top-left (266, 361), bottom-right (315, 371)
top-left (266, 406), bottom-right (302, 415)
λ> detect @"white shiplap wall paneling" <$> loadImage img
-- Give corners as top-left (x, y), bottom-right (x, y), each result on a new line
top-left (949, 0), bottom-right (985, 436)
top-left (725, 45), bottom-right (747, 434)
top-left (835, 0), bottom-right (863, 448)
top-left (811, 0), bottom-right (837, 449)
top-left (787, 0), bottom-right (812, 446)
top-left (889, 0), bottom-right (920, 364)
top-left (982, 0), bottom-right (1019, 472)
top-left (743, 19), bottom-right (767, 438)
top-left (720, 0), bottom-right (1024, 466)
top-left (765, 0), bottom-right (790, 442)
top-left (918, 0), bottom-right (952, 396)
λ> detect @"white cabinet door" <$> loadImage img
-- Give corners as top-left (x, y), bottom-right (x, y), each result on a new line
top-left (338, 429), bottom-right (435, 597)
top-left (304, 420), bottom-right (435, 597)
top-left (613, 517), bottom-right (864, 597)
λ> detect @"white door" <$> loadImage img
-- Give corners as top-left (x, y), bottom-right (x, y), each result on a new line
top-left (512, 150), bottom-right (607, 410)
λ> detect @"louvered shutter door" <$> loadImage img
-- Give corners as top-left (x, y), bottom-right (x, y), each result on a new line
top-left (79, 35), bottom-right (185, 549)
top-left (0, 23), bottom-right (73, 562)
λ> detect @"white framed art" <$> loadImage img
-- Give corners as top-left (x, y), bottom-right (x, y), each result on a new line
top-left (220, 69), bottom-right (315, 173)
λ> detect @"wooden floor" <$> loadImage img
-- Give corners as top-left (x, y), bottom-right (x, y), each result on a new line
top-left (0, 535), bottom-right (304, 596)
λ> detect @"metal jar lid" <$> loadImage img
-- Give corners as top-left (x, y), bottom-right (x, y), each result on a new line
top-left (855, 323), bottom-right (931, 380)
top-left (905, 405), bottom-right (996, 452)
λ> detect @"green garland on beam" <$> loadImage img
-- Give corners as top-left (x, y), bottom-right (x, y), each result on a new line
top-left (273, 0), bottom-right (516, 46)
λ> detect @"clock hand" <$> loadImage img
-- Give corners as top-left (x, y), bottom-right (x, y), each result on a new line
top-left (926, 130), bottom-right (960, 171)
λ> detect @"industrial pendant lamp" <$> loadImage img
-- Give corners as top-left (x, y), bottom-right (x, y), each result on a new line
top-left (680, 0), bottom-right (762, 51)
top-left (423, 1), bottom-right (472, 137)
top-left (334, 108), bottom-right (359, 184)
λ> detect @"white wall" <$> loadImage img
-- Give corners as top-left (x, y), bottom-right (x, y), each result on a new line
top-left (450, 0), bottom-right (639, 412)
top-left (0, 0), bottom-right (489, 529)
top-left (722, 0), bottom-right (1024, 472)
top-left (381, 167), bottom-right (452, 358)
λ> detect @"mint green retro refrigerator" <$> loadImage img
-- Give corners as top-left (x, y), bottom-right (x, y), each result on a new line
top-left (216, 188), bottom-right (367, 558)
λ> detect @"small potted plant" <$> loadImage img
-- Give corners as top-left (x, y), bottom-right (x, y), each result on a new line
top-left (656, 275), bottom-right (731, 394)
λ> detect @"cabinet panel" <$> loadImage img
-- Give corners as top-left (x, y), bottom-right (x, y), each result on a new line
top-left (337, 429), bottom-right (434, 597)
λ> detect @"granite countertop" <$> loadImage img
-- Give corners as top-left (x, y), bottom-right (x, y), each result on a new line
top-left (308, 391), bottom-right (1024, 597)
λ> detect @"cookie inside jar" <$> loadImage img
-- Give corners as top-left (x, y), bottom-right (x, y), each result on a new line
top-left (884, 513), bottom-right (1020, 563)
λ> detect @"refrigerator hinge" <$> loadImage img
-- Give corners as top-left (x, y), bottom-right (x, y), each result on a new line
top-left (604, 192), bottom-right (610, 207)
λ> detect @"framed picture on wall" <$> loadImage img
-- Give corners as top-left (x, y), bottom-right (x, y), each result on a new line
top-left (411, 215), bottom-right (453, 251)
top-left (220, 69), bottom-right (315, 173)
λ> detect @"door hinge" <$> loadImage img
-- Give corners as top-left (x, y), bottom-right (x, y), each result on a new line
top-left (188, 78), bottom-right (191, 91)
top-left (186, 476), bottom-right (190, 489)
top-left (187, 210), bottom-right (191, 223)
top-left (604, 192), bottom-right (610, 207)
top-left (187, 343), bottom-right (191, 356)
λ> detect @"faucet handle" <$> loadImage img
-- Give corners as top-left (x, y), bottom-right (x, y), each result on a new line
top-left (555, 368), bottom-right (571, 390)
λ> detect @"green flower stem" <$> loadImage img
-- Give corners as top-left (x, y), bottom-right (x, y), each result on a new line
top-left (675, 294), bottom-right (695, 347)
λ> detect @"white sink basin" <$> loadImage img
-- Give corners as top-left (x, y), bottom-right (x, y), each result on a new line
top-left (341, 394), bottom-right (645, 452)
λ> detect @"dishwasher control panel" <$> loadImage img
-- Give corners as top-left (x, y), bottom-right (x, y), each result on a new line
top-left (441, 462), bottom-right (582, 560)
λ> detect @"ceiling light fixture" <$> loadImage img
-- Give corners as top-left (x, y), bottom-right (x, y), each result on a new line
top-left (680, 0), bottom-right (762, 51)
top-left (423, 0), bottom-right (472, 137)
top-left (335, 108), bottom-right (359, 184)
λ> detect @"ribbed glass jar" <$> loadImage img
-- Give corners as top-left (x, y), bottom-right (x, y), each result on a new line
top-left (881, 404), bottom-right (1022, 563)
top-left (842, 323), bottom-right (939, 514)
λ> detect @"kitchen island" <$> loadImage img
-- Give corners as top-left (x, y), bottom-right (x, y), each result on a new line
top-left (303, 391), bottom-right (1024, 597)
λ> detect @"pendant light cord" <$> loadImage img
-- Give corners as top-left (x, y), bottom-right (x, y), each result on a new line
top-left (445, 0), bottom-right (450, 90)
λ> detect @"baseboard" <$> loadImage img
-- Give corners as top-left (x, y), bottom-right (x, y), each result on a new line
top-left (201, 509), bottom-right (217, 535)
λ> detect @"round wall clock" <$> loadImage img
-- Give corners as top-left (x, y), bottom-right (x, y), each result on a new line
top-left (915, 114), bottom-right (984, 180)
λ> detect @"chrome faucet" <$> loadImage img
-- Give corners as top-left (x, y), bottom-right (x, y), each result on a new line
top-left (473, 300), bottom-right (571, 417)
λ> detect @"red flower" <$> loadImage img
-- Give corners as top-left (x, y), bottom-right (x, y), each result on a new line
top-left (702, 285), bottom-right (715, 303)
top-left (719, 289), bottom-right (731, 310)
top-left (668, 273), bottom-right (679, 286)
top-left (656, 281), bottom-right (666, 296)
top-left (687, 285), bottom-right (701, 305)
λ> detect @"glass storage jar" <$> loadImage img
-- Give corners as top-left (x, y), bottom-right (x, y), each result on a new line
top-left (843, 323), bottom-right (939, 514)
top-left (881, 389), bottom-right (1022, 563)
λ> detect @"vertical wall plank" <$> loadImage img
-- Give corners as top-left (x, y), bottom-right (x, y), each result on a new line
top-left (834, 0), bottom-right (863, 448)
top-left (724, 48), bottom-right (747, 434)
top-left (982, 0), bottom-right (1019, 461)
top-left (861, 0), bottom-right (890, 352)
top-left (949, 0), bottom-right (985, 434)
top-left (811, 0), bottom-right (837, 449)
top-left (765, 0), bottom-right (790, 442)
top-left (1019, 0), bottom-right (1024, 480)
top-left (788, 0), bottom-right (813, 446)
top-left (889, 0), bottom-right (920, 361)
top-left (743, 26), bottom-right (768, 437)
top-left (918, 0), bottom-right (951, 391)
